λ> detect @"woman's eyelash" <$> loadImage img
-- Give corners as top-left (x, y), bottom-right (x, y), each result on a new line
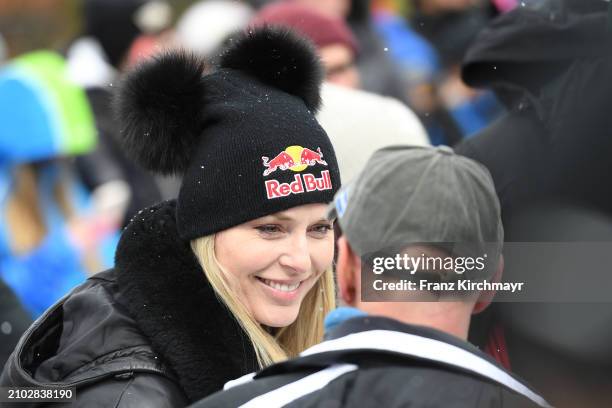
top-left (255, 225), bottom-right (281, 233)
top-left (312, 224), bottom-right (333, 232)
top-left (255, 224), bottom-right (332, 234)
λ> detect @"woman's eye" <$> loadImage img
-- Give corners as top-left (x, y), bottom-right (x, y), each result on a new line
top-left (255, 225), bottom-right (282, 235)
top-left (310, 224), bottom-right (333, 235)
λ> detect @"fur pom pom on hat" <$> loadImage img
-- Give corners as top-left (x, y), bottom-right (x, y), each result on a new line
top-left (220, 27), bottom-right (323, 112)
top-left (115, 26), bottom-right (340, 240)
top-left (115, 51), bottom-right (206, 175)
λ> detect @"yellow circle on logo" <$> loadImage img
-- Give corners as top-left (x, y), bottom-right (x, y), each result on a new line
top-left (285, 145), bottom-right (307, 172)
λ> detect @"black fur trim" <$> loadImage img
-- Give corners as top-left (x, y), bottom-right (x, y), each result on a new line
top-left (113, 51), bottom-right (207, 175)
top-left (114, 201), bottom-right (259, 401)
top-left (220, 26), bottom-right (324, 112)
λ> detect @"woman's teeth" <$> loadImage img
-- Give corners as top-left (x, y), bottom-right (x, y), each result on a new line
top-left (260, 278), bottom-right (300, 292)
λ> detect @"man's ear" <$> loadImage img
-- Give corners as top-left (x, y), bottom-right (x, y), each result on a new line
top-left (336, 236), bottom-right (360, 306)
top-left (473, 254), bottom-right (504, 315)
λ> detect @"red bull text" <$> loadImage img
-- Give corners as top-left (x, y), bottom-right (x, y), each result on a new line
top-left (265, 170), bottom-right (332, 199)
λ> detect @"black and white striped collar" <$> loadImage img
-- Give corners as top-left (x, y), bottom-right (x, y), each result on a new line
top-left (246, 316), bottom-right (551, 408)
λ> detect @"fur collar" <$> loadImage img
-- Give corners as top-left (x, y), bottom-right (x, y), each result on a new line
top-left (114, 200), bottom-right (258, 402)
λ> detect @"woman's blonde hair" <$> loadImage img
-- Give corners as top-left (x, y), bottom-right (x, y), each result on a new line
top-left (191, 235), bottom-right (335, 367)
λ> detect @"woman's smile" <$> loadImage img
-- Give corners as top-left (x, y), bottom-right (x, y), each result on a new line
top-left (254, 276), bottom-right (311, 304)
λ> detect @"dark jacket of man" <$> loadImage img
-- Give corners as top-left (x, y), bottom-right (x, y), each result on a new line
top-left (0, 200), bottom-right (258, 407)
top-left (193, 316), bottom-right (550, 408)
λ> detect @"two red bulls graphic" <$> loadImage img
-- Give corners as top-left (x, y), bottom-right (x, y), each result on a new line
top-left (262, 147), bottom-right (327, 176)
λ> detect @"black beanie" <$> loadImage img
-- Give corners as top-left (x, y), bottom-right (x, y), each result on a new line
top-left (115, 27), bottom-right (341, 240)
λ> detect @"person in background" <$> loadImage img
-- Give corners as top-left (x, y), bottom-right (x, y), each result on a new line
top-left (455, 2), bottom-right (612, 405)
top-left (370, 1), bottom-right (462, 146)
top-left (455, 0), bottom-right (612, 223)
top-left (315, 82), bottom-right (430, 183)
top-left (417, 2), bottom-right (502, 119)
top-left (251, 2), bottom-right (430, 182)
top-left (0, 51), bottom-right (118, 317)
top-left (371, 1), bottom-right (440, 94)
top-left (1, 28), bottom-right (340, 407)
top-left (397, 0), bottom-right (504, 144)
top-left (65, 0), bottom-right (174, 227)
top-left (253, 2), bottom-right (361, 88)
top-left (293, 0), bottom-right (412, 104)
top-left (193, 146), bottom-right (550, 408)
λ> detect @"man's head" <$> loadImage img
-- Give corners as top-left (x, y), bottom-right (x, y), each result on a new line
top-left (251, 2), bottom-right (360, 88)
top-left (328, 145), bottom-right (503, 339)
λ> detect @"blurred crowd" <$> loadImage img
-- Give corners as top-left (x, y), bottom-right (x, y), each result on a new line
top-left (0, 0), bottom-right (611, 407)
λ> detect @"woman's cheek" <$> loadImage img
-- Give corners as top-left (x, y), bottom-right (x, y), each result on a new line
top-left (314, 236), bottom-right (335, 269)
top-left (240, 238), bottom-right (277, 269)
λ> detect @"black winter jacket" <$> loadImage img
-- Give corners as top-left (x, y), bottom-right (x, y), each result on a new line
top-left (455, 3), bottom-right (612, 223)
top-left (0, 200), bottom-right (258, 407)
top-left (194, 316), bottom-right (550, 408)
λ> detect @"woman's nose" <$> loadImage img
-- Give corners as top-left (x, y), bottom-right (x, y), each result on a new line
top-left (278, 235), bottom-right (312, 275)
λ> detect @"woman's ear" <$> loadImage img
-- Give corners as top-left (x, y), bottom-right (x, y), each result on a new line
top-left (336, 236), bottom-right (360, 306)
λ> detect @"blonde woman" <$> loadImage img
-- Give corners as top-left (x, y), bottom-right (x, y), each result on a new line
top-left (0, 27), bottom-right (340, 407)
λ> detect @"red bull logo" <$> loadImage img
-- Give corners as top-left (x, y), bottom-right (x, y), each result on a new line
top-left (262, 145), bottom-right (328, 176)
top-left (262, 145), bottom-right (332, 199)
